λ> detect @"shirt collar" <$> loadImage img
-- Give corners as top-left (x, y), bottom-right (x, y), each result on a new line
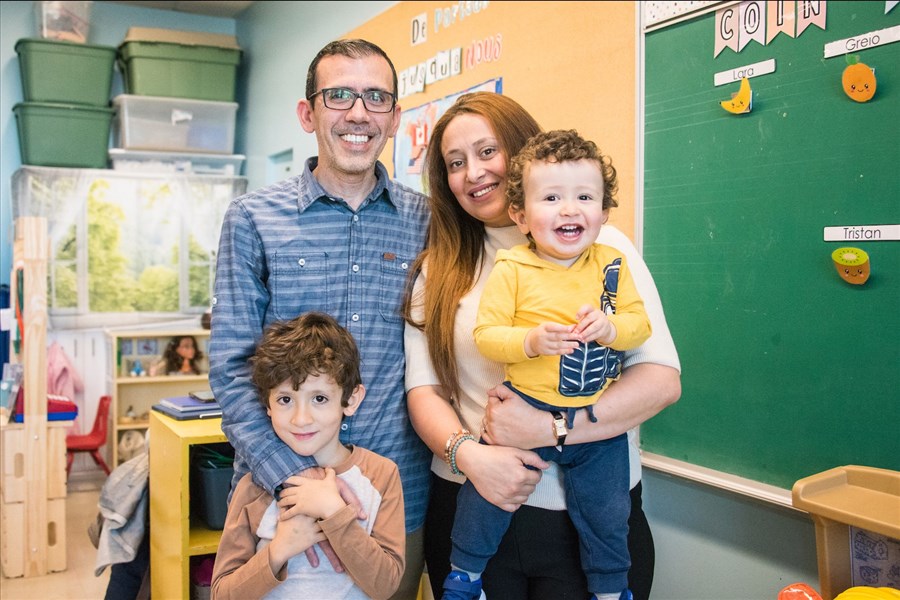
top-left (297, 157), bottom-right (396, 212)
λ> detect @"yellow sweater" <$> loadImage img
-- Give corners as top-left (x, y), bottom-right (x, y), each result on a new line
top-left (474, 243), bottom-right (651, 408)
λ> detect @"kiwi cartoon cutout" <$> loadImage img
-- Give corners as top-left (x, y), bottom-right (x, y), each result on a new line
top-left (832, 247), bottom-right (870, 285)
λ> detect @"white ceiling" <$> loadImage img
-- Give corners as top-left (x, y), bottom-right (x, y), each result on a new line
top-left (106, 1), bottom-right (256, 18)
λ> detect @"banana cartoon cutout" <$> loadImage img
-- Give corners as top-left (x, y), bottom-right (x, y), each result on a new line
top-left (720, 77), bottom-right (752, 114)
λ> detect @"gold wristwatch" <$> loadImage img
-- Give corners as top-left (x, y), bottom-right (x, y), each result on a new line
top-left (551, 410), bottom-right (567, 447)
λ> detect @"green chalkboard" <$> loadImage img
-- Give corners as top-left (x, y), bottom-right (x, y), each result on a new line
top-left (641, 2), bottom-right (900, 490)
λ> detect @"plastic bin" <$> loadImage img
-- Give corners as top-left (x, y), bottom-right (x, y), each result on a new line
top-left (13, 102), bottom-right (112, 168)
top-left (113, 95), bottom-right (237, 154)
top-left (36, 1), bottom-right (92, 43)
top-left (118, 27), bottom-right (242, 102)
top-left (109, 149), bottom-right (244, 176)
top-left (15, 38), bottom-right (115, 106)
top-left (190, 444), bottom-right (234, 530)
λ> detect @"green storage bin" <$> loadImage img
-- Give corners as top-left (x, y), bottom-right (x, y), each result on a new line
top-left (13, 102), bottom-right (112, 168)
top-left (118, 29), bottom-right (241, 102)
top-left (190, 444), bottom-right (234, 530)
top-left (15, 38), bottom-right (115, 106)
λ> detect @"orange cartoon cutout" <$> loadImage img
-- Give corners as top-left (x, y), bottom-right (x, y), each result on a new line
top-left (832, 247), bottom-right (870, 285)
top-left (720, 77), bottom-right (752, 114)
top-left (842, 56), bottom-right (876, 103)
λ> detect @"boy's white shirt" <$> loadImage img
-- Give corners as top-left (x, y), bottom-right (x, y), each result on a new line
top-left (255, 463), bottom-right (381, 600)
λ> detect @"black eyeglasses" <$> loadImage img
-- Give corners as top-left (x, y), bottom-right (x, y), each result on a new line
top-left (309, 88), bottom-right (396, 113)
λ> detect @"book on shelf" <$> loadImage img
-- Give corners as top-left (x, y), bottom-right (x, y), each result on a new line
top-left (159, 395), bottom-right (221, 413)
top-left (151, 403), bottom-right (222, 421)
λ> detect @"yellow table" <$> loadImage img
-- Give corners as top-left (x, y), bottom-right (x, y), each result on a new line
top-left (149, 411), bottom-right (228, 599)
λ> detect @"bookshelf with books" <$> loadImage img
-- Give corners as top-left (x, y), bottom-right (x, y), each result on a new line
top-left (107, 329), bottom-right (210, 466)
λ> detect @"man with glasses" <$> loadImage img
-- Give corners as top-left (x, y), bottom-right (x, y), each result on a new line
top-left (209, 39), bottom-right (429, 600)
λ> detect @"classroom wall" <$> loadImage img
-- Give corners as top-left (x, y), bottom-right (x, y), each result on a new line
top-left (0, 2), bottom-right (820, 597)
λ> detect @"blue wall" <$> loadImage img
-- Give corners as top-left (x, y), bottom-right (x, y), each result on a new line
top-left (0, 2), bottom-right (820, 597)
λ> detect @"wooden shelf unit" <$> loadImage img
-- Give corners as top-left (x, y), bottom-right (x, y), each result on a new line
top-left (149, 411), bottom-right (228, 599)
top-left (1, 216), bottom-right (66, 578)
top-left (107, 329), bottom-right (210, 467)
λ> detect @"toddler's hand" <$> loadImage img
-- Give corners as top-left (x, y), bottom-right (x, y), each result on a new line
top-left (573, 304), bottom-right (616, 346)
top-left (524, 322), bottom-right (580, 357)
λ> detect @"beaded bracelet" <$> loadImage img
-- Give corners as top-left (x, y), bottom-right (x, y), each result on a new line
top-left (448, 433), bottom-right (476, 476)
top-left (443, 429), bottom-right (470, 466)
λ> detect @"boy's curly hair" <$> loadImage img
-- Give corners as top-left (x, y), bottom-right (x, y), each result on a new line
top-left (250, 312), bottom-right (362, 409)
top-left (506, 129), bottom-right (619, 214)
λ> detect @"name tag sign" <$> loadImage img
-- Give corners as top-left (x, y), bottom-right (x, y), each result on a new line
top-left (714, 59), bottom-right (776, 86)
top-left (824, 25), bottom-right (900, 58)
top-left (823, 224), bottom-right (900, 242)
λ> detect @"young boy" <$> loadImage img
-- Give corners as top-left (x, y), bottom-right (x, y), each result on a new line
top-left (211, 312), bottom-right (405, 600)
top-left (445, 130), bottom-right (652, 600)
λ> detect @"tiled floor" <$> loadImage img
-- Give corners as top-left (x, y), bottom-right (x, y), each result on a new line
top-left (1, 473), bottom-right (111, 600)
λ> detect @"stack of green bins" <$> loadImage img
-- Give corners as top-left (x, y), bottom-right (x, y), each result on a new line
top-left (13, 37), bottom-right (115, 168)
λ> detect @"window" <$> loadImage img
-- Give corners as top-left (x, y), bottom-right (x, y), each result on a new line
top-left (13, 167), bottom-right (245, 329)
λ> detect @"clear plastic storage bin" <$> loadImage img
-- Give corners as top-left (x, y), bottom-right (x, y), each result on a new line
top-left (37, 1), bottom-right (92, 43)
top-left (113, 95), bottom-right (237, 154)
top-left (109, 149), bottom-right (244, 176)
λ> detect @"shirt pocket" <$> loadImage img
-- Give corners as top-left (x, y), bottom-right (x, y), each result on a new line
top-left (271, 251), bottom-right (329, 320)
top-left (378, 253), bottom-right (414, 323)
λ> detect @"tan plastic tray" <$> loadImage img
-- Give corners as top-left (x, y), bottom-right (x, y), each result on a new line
top-left (792, 466), bottom-right (900, 600)
top-left (793, 465), bottom-right (900, 538)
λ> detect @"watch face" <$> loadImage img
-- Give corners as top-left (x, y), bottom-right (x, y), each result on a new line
top-left (553, 416), bottom-right (566, 436)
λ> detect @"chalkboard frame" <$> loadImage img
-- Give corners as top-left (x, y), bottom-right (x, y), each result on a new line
top-left (640, 1), bottom-right (900, 494)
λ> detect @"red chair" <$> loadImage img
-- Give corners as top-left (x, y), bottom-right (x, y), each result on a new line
top-left (66, 395), bottom-right (112, 476)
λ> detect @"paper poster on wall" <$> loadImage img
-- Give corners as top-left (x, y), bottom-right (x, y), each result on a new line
top-left (393, 78), bottom-right (502, 192)
top-left (850, 527), bottom-right (900, 587)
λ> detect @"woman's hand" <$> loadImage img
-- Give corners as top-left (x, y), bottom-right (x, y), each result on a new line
top-left (454, 438), bottom-right (548, 512)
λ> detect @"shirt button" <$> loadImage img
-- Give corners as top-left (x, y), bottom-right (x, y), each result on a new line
top-left (298, 258), bottom-right (306, 266)
top-left (352, 264), bottom-right (360, 273)
top-left (341, 423), bottom-right (348, 431)
top-left (352, 215), bottom-right (360, 223)
top-left (351, 313), bottom-right (360, 322)
top-left (401, 262), bottom-right (408, 270)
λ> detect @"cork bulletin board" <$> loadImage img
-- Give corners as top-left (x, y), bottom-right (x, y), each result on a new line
top-left (348, 1), bottom-right (639, 238)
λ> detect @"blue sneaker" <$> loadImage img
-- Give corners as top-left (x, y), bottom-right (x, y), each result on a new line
top-left (442, 570), bottom-right (484, 600)
top-left (620, 590), bottom-right (633, 600)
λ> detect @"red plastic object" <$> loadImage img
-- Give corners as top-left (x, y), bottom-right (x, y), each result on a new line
top-left (66, 395), bottom-right (111, 476)
top-left (779, 583), bottom-right (824, 600)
